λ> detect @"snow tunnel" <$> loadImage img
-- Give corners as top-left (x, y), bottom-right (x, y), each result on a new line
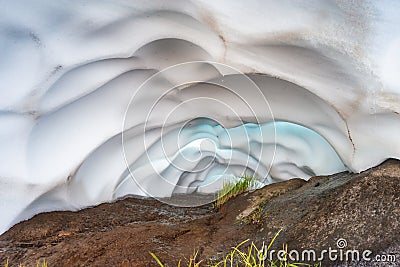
top-left (1, 1), bottom-right (400, 234)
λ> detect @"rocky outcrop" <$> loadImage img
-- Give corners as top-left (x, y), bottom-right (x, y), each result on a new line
top-left (246, 159), bottom-right (400, 266)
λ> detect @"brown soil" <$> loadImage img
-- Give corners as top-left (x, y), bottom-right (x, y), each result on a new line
top-left (1, 160), bottom-right (399, 267)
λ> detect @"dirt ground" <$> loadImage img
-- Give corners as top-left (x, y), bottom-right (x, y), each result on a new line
top-left (1, 160), bottom-right (399, 267)
top-left (0, 193), bottom-right (265, 266)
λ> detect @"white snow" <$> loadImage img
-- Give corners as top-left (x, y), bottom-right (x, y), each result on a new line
top-left (0, 0), bottom-right (399, 234)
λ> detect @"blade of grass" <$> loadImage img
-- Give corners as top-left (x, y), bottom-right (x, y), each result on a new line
top-left (149, 252), bottom-right (165, 267)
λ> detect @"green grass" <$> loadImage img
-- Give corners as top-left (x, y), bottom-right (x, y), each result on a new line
top-left (150, 230), bottom-right (321, 267)
top-left (214, 174), bottom-right (257, 209)
top-left (150, 251), bottom-right (202, 267)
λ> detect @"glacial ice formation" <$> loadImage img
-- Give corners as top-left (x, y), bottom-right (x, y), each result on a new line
top-left (0, 0), bottom-right (400, 234)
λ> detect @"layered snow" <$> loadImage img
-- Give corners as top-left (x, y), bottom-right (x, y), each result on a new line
top-left (0, 0), bottom-right (399, 234)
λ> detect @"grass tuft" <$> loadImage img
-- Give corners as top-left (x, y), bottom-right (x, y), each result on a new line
top-left (150, 229), bottom-right (321, 267)
top-left (150, 251), bottom-right (202, 267)
top-left (214, 173), bottom-right (257, 209)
